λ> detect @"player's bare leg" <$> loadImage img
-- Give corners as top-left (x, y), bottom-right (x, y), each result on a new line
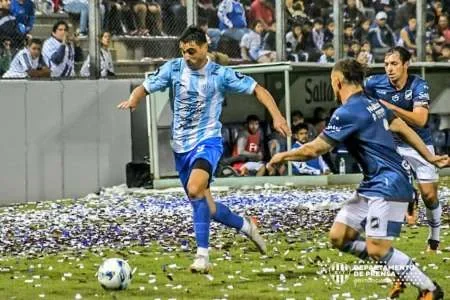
top-left (329, 222), bottom-right (366, 258)
top-left (418, 182), bottom-right (441, 252)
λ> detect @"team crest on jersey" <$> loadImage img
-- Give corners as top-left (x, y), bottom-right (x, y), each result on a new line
top-left (405, 90), bottom-right (412, 101)
top-left (391, 95), bottom-right (400, 102)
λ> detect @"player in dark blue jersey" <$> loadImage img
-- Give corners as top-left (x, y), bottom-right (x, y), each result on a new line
top-left (267, 59), bottom-right (447, 300)
top-left (365, 46), bottom-right (442, 253)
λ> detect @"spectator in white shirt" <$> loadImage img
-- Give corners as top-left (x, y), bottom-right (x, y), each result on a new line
top-left (3, 38), bottom-right (50, 78)
top-left (80, 31), bottom-right (115, 77)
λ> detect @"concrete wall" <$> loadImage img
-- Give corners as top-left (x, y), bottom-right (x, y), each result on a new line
top-left (0, 80), bottom-right (132, 205)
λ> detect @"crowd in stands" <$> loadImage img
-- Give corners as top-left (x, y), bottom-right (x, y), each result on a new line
top-left (1, 0), bottom-right (450, 77)
top-left (217, 108), bottom-right (337, 177)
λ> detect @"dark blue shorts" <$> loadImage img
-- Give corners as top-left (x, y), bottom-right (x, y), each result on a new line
top-left (174, 137), bottom-right (223, 190)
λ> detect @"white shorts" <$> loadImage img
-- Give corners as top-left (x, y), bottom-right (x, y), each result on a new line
top-left (241, 161), bottom-right (265, 171)
top-left (334, 193), bottom-right (408, 240)
top-left (397, 146), bottom-right (439, 183)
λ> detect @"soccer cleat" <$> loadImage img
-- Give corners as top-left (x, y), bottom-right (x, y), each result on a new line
top-left (426, 239), bottom-right (440, 253)
top-left (189, 255), bottom-right (212, 274)
top-left (244, 216), bottom-right (267, 254)
top-left (417, 281), bottom-right (444, 300)
top-left (388, 278), bottom-right (407, 298)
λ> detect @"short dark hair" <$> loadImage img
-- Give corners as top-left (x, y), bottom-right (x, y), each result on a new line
top-left (197, 18), bottom-right (208, 28)
top-left (99, 31), bottom-right (110, 40)
top-left (250, 19), bottom-right (263, 30)
top-left (385, 46), bottom-right (411, 63)
top-left (52, 20), bottom-right (68, 33)
top-left (28, 38), bottom-right (42, 46)
top-left (246, 114), bottom-right (260, 123)
top-left (291, 110), bottom-right (304, 119)
top-left (314, 18), bottom-right (324, 25)
top-left (292, 123), bottom-right (309, 134)
top-left (179, 25), bottom-right (207, 45)
top-left (344, 22), bottom-right (353, 30)
top-left (332, 58), bottom-right (367, 86)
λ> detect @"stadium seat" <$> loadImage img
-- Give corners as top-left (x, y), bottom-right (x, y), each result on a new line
top-left (443, 128), bottom-right (450, 153)
top-left (428, 114), bottom-right (441, 131)
top-left (221, 127), bottom-right (232, 158)
top-left (217, 36), bottom-right (241, 58)
top-left (432, 130), bottom-right (446, 154)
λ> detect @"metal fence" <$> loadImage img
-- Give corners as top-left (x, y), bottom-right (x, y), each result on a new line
top-left (0, 0), bottom-right (449, 78)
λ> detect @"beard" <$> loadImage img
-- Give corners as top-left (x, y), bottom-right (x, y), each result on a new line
top-left (335, 92), bottom-right (342, 105)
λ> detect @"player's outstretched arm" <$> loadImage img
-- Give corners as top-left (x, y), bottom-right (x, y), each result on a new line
top-left (389, 117), bottom-right (449, 168)
top-left (253, 84), bottom-right (291, 137)
top-left (380, 100), bottom-right (428, 128)
top-left (267, 135), bottom-right (332, 170)
top-left (117, 85), bottom-right (147, 112)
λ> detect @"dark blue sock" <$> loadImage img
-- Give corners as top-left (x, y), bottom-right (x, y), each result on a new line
top-left (191, 198), bottom-right (210, 249)
top-left (212, 202), bottom-right (244, 230)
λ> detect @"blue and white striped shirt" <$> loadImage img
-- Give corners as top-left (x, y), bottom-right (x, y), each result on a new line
top-left (42, 36), bottom-right (75, 77)
top-left (2, 47), bottom-right (47, 78)
top-left (143, 58), bottom-right (257, 153)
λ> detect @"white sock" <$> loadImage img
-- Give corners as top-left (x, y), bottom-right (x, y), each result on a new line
top-left (381, 248), bottom-right (436, 291)
top-left (426, 202), bottom-right (441, 241)
top-left (196, 247), bottom-right (209, 257)
top-left (240, 217), bottom-right (251, 235)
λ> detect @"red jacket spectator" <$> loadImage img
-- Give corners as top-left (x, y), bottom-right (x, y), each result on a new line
top-left (249, 0), bottom-right (274, 29)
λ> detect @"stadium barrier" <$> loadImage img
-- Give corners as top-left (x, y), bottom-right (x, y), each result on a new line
top-left (142, 62), bottom-right (450, 179)
top-left (0, 80), bottom-right (132, 204)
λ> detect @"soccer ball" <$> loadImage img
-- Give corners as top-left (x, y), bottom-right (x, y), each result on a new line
top-left (97, 258), bottom-right (132, 290)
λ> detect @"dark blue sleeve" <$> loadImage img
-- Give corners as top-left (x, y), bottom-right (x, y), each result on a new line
top-left (379, 100), bottom-right (396, 124)
top-left (363, 75), bottom-right (376, 98)
top-left (412, 79), bottom-right (430, 108)
top-left (322, 108), bottom-right (360, 145)
top-left (50, 45), bottom-right (66, 64)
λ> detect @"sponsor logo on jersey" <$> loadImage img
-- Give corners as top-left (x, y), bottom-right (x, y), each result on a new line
top-left (405, 89), bottom-right (412, 100)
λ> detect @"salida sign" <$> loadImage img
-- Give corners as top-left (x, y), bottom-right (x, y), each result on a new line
top-left (284, 74), bottom-right (336, 116)
top-left (304, 77), bottom-right (335, 104)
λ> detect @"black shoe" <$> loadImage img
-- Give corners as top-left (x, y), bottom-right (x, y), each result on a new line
top-left (427, 239), bottom-right (440, 252)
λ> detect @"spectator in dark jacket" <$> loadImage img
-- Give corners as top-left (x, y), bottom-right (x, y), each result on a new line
top-left (0, 0), bottom-right (26, 49)
top-left (354, 18), bottom-right (370, 43)
top-left (343, 0), bottom-right (364, 27)
top-left (0, 37), bottom-right (13, 76)
top-left (10, 0), bottom-right (35, 34)
top-left (369, 11), bottom-right (396, 55)
top-left (394, 0), bottom-right (416, 31)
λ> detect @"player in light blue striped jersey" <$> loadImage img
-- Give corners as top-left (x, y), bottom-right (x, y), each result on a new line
top-left (118, 26), bottom-right (290, 273)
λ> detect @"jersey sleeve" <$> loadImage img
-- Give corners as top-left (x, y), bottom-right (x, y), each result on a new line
top-left (142, 61), bottom-right (172, 93)
top-left (222, 68), bottom-right (257, 95)
top-left (379, 100), bottom-right (396, 124)
top-left (321, 108), bottom-right (360, 145)
top-left (412, 79), bottom-right (430, 108)
top-left (363, 75), bottom-right (376, 98)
